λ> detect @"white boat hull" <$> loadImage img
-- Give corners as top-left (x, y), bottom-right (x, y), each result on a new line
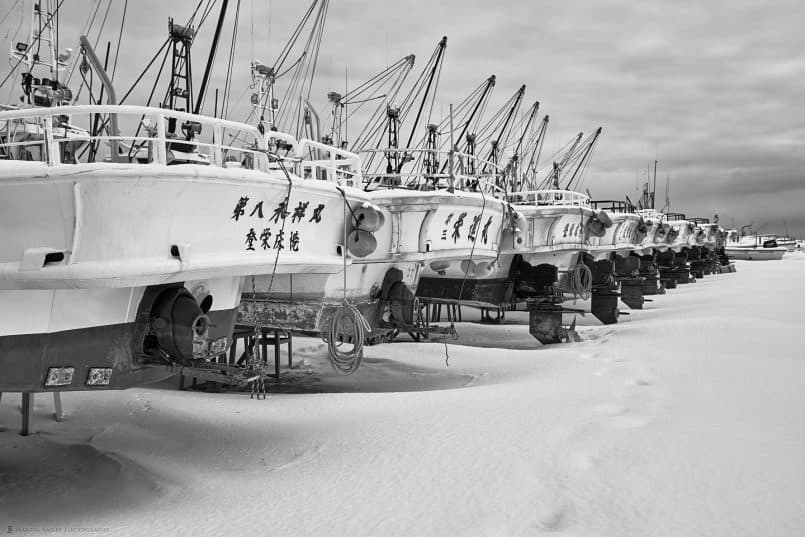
top-left (725, 247), bottom-right (786, 261)
top-left (0, 163), bottom-right (377, 289)
top-left (0, 277), bottom-right (242, 391)
top-left (416, 195), bottom-right (596, 308)
top-left (0, 103), bottom-right (380, 389)
top-left (243, 190), bottom-right (508, 331)
top-left (588, 213), bottom-right (643, 260)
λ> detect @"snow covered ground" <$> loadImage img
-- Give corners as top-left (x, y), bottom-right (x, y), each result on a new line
top-left (2, 253), bottom-right (805, 537)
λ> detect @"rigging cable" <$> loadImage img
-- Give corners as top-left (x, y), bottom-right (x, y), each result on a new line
top-left (65, 0), bottom-right (104, 85)
top-left (0, 0), bottom-right (22, 27)
top-left (221, 0), bottom-right (241, 119)
top-left (118, 38), bottom-right (170, 104)
top-left (90, 0), bottom-right (113, 57)
top-left (110, 0), bottom-right (127, 83)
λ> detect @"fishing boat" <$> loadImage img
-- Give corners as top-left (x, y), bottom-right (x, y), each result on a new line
top-left (588, 199), bottom-right (649, 310)
top-left (241, 41), bottom-right (508, 367)
top-left (505, 129), bottom-right (647, 328)
top-left (650, 212), bottom-right (697, 285)
top-left (756, 234), bottom-right (797, 252)
top-left (685, 217), bottom-right (721, 277)
top-left (412, 82), bottom-right (529, 318)
top-left (0, 3), bottom-right (381, 391)
top-left (625, 163), bottom-right (697, 289)
top-left (419, 125), bottom-right (634, 340)
top-left (724, 232), bottom-right (787, 261)
top-left (241, 146), bottom-right (508, 353)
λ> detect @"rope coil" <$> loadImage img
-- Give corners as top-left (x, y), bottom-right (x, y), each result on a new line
top-left (321, 187), bottom-right (369, 375)
top-left (567, 262), bottom-right (592, 300)
top-left (326, 300), bottom-right (371, 375)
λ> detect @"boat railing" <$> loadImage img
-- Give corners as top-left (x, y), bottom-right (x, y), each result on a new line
top-left (690, 217), bottom-right (711, 224)
top-left (296, 139), bottom-right (362, 187)
top-left (664, 212), bottom-right (688, 222)
top-left (262, 132), bottom-right (362, 186)
top-left (589, 199), bottom-right (636, 213)
top-left (636, 209), bottom-right (667, 222)
top-left (0, 104), bottom-right (366, 187)
top-left (507, 189), bottom-right (591, 207)
top-left (0, 104), bottom-right (272, 171)
top-left (360, 147), bottom-right (506, 196)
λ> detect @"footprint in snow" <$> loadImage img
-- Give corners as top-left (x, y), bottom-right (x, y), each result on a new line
top-left (609, 413), bottom-right (652, 429)
top-left (536, 502), bottom-right (576, 532)
top-left (133, 393), bottom-right (152, 412)
top-left (628, 377), bottom-right (656, 387)
top-left (592, 404), bottom-right (624, 416)
top-left (568, 450), bottom-right (599, 471)
top-left (592, 405), bottom-right (653, 428)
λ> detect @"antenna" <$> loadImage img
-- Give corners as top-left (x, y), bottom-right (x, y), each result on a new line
top-left (449, 103), bottom-right (455, 192)
top-left (344, 65), bottom-right (348, 148)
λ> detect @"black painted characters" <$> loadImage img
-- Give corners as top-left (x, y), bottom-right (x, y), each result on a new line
top-left (233, 196), bottom-right (326, 252)
top-left (232, 196), bottom-right (249, 221)
top-left (441, 212), bottom-right (495, 244)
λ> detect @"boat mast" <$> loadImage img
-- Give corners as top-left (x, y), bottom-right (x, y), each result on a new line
top-left (507, 100), bottom-right (540, 191)
top-left (482, 84), bottom-right (526, 173)
top-left (376, 37), bottom-right (446, 175)
top-left (195, 0), bottom-right (229, 115)
top-left (78, 36), bottom-right (119, 159)
top-left (564, 126), bottom-right (602, 191)
top-left (423, 123), bottom-right (440, 176)
top-left (523, 114), bottom-right (549, 190)
top-left (455, 75), bottom-right (496, 172)
top-left (11, 0), bottom-right (71, 106)
top-left (402, 36), bottom-right (446, 154)
top-left (436, 74), bottom-right (496, 176)
top-left (163, 18), bottom-right (195, 116)
top-left (549, 132), bottom-right (582, 189)
top-left (339, 53), bottom-right (414, 154)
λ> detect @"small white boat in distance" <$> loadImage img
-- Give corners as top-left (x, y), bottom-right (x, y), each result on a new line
top-left (724, 231), bottom-right (786, 260)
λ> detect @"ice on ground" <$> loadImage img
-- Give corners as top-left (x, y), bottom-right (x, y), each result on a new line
top-left (2, 255), bottom-right (805, 537)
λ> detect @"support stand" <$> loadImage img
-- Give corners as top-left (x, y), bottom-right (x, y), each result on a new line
top-left (0, 392), bottom-right (64, 436)
top-left (479, 307), bottom-right (505, 324)
top-left (591, 289), bottom-right (620, 325)
top-left (589, 259), bottom-right (621, 325)
top-left (619, 278), bottom-right (647, 309)
top-left (177, 324), bottom-right (293, 393)
top-left (528, 302), bottom-right (565, 344)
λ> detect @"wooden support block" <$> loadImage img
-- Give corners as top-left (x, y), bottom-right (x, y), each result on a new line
top-left (274, 329), bottom-right (281, 379)
top-left (260, 332), bottom-right (268, 365)
top-left (21, 392), bottom-right (34, 436)
top-left (53, 392), bottom-right (63, 422)
top-left (229, 340), bottom-right (237, 365)
top-left (287, 331), bottom-right (293, 369)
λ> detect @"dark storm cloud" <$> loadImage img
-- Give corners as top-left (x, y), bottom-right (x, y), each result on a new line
top-left (5, 0), bottom-right (802, 234)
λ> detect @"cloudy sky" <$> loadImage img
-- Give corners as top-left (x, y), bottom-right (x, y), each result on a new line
top-left (3, 0), bottom-right (803, 236)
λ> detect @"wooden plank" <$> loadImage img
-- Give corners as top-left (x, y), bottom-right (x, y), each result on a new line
top-left (274, 329), bottom-right (281, 379)
top-left (53, 392), bottom-right (63, 422)
top-left (21, 392), bottom-right (34, 436)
